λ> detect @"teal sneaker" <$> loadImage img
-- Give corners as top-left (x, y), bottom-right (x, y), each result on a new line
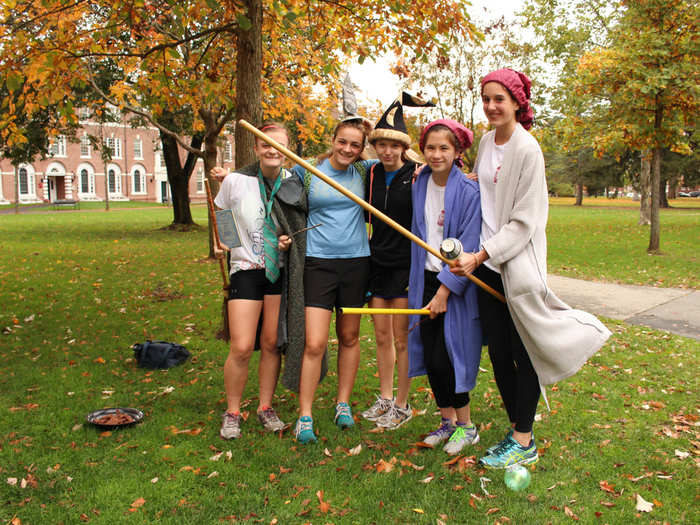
top-left (334, 402), bottom-right (354, 429)
top-left (294, 416), bottom-right (317, 444)
top-left (479, 436), bottom-right (538, 469)
top-left (485, 428), bottom-right (514, 455)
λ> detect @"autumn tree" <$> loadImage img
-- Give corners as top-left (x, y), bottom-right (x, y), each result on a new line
top-left (573, 0), bottom-right (699, 252)
top-left (1, 0), bottom-right (474, 231)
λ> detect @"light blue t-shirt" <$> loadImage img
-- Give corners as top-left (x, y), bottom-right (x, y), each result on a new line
top-left (293, 158), bottom-right (377, 258)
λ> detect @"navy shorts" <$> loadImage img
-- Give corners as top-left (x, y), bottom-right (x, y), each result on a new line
top-left (228, 269), bottom-right (283, 301)
top-left (304, 256), bottom-right (370, 311)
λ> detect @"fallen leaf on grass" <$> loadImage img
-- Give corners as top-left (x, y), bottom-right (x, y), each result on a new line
top-left (486, 507), bottom-right (500, 515)
top-left (323, 448), bottom-right (332, 457)
top-left (7, 477), bottom-right (18, 486)
top-left (418, 475), bottom-right (434, 484)
top-left (210, 452), bottom-right (223, 461)
top-left (599, 480), bottom-right (619, 495)
top-left (599, 501), bottom-right (615, 508)
top-left (564, 505), bottom-right (579, 520)
top-left (635, 493), bottom-right (653, 513)
top-left (207, 471), bottom-right (219, 479)
top-left (674, 449), bottom-right (689, 459)
top-left (150, 477), bottom-right (158, 483)
top-left (347, 444), bottom-right (362, 456)
top-left (131, 497), bottom-right (146, 508)
top-left (316, 490), bottom-right (331, 514)
top-left (399, 459), bottom-right (424, 471)
top-left (412, 508), bottom-right (424, 514)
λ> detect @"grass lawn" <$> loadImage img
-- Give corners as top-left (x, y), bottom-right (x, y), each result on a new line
top-left (0, 206), bottom-right (698, 524)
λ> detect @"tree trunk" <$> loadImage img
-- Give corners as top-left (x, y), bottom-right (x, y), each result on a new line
top-left (160, 132), bottom-right (202, 226)
top-left (648, 146), bottom-right (662, 252)
top-left (234, 0), bottom-right (262, 168)
top-left (659, 173), bottom-right (669, 208)
top-left (638, 150), bottom-right (651, 225)
top-left (574, 182), bottom-right (583, 206)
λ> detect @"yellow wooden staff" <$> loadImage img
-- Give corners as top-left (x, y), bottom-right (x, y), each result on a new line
top-left (238, 119), bottom-right (506, 303)
top-left (340, 307), bottom-right (431, 316)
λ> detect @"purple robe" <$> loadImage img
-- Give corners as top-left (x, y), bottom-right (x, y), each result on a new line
top-left (408, 164), bottom-right (483, 393)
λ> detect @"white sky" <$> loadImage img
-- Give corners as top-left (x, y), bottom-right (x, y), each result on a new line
top-left (350, 0), bottom-right (528, 109)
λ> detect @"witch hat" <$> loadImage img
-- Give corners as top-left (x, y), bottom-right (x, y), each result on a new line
top-left (369, 92), bottom-right (435, 146)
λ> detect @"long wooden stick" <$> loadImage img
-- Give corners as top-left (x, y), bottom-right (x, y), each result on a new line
top-left (340, 307), bottom-right (431, 315)
top-left (204, 180), bottom-right (229, 288)
top-left (238, 119), bottom-right (506, 303)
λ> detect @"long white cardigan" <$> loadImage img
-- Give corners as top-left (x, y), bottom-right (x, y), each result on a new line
top-left (477, 124), bottom-right (611, 385)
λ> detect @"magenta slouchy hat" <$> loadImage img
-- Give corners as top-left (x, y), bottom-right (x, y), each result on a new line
top-left (481, 68), bottom-right (534, 130)
top-left (419, 119), bottom-right (474, 152)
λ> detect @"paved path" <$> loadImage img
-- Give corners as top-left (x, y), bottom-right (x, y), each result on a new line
top-left (548, 275), bottom-right (700, 341)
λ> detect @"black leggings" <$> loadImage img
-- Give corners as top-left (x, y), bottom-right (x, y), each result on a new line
top-left (475, 265), bottom-right (540, 433)
top-left (420, 271), bottom-right (470, 409)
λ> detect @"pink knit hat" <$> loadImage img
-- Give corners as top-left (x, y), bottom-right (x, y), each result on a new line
top-left (419, 119), bottom-right (474, 168)
top-left (481, 68), bottom-right (534, 130)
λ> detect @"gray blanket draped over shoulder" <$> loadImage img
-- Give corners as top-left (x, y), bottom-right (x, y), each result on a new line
top-left (238, 162), bottom-right (326, 392)
top-left (477, 126), bottom-right (611, 385)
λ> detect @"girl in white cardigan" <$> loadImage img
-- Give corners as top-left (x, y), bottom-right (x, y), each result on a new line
top-left (451, 69), bottom-right (610, 469)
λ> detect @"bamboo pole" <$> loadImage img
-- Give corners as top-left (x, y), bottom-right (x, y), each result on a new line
top-left (238, 119), bottom-right (506, 303)
top-left (340, 307), bottom-right (431, 316)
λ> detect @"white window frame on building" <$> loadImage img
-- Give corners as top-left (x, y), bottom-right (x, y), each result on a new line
top-left (196, 166), bottom-right (205, 194)
top-left (131, 164), bottom-right (147, 195)
top-left (18, 164), bottom-right (36, 200)
top-left (133, 136), bottom-right (143, 160)
top-left (106, 163), bottom-right (122, 196)
top-left (224, 140), bottom-right (232, 162)
top-left (78, 107), bottom-right (90, 120)
top-left (77, 162), bottom-right (96, 199)
top-left (106, 136), bottom-right (122, 159)
top-left (49, 135), bottom-right (67, 157)
top-left (80, 134), bottom-right (91, 158)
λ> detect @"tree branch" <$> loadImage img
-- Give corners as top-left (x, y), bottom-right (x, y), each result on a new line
top-left (85, 60), bottom-right (204, 157)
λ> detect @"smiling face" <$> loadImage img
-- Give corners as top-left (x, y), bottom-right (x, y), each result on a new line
top-left (422, 128), bottom-right (459, 178)
top-left (330, 125), bottom-right (365, 170)
top-left (481, 81), bottom-right (520, 131)
top-left (254, 128), bottom-right (289, 175)
top-left (373, 139), bottom-right (406, 172)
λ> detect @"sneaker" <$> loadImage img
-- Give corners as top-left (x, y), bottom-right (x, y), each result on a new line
top-left (334, 402), bottom-right (355, 429)
top-left (376, 403), bottom-right (413, 430)
top-left (442, 424), bottom-right (480, 455)
top-left (257, 407), bottom-right (286, 433)
top-left (362, 396), bottom-right (393, 421)
top-left (294, 416), bottom-right (317, 444)
top-left (479, 436), bottom-right (538, 469)
top-left (220, 412), bottom-right (241, 440)
top-left (422, 419), bottom-right (455, 447)
top-left (486, 428), bottom-right (514, 455)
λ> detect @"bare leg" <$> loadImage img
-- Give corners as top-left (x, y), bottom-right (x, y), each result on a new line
top-left (389, 297), bottom-right (410, 407)
top-left (455, 404), bottom-right (472, 426)
top-left (336, 311), bottom-right (361, 404)
top-left (257, 294), bottom-right (282, 412)
top-left (298, 307), bottom-right (332, 418)
top-left (369, 297), bottom-right (395, 400)
top-left (439, 406), bottom-right (457, 425)
top-left (224, 299), bottom-right (263, 413)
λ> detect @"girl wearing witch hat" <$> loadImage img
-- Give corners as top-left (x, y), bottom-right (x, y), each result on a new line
top-left (361, 93), bottom-right (434, 430)
top-left (450, 69), bottom-right (610, 468)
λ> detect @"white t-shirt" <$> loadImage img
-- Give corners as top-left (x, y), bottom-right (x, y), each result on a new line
top-left (424, 175), bottom-right (446, 272)
top-left (214, 170), bottom-right (287, 275)
top-left (477, 134), bottom-right (510, 273)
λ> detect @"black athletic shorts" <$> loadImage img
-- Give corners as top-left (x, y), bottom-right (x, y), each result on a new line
top-left (368, 263), bottom-right (409, 299)
top-left (304, 256), bottom-right (370, 311)
top-left (228, 269), bottom-right (283, 301)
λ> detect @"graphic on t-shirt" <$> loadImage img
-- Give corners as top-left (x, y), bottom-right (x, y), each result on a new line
top-left (437, 209), bottom-right (445, 227)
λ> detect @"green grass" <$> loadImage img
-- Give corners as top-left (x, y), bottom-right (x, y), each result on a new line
top-left (548, 203), bottom-right (699, 288)
top-left (0, 207), bottom-right (698, 524)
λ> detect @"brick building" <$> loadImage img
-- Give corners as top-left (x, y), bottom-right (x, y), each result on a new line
top-left (0, 112), bottom-right (235, 205)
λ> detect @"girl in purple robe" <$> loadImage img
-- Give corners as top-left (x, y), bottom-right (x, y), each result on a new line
top-left (407, 119), bottom-right (483, 456)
